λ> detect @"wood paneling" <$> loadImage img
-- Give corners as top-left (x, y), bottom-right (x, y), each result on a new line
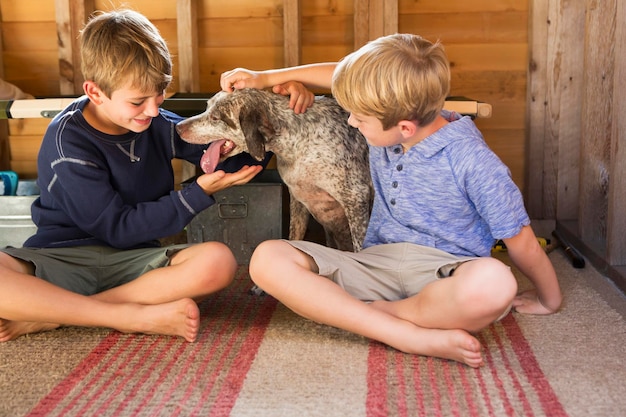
top-left (1, 1), bottom-right (527, 191)
top-left (528, 0), bottom-right (626, 290)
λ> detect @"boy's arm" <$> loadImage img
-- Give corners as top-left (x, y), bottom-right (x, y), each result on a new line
top-left (220, 63), bottom-right (335, 114)
top-left (504, 225), bottom-right (563, 314)
top-left (220, 63), bottom-right (336, 92)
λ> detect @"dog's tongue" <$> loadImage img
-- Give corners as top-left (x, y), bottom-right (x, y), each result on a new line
top-left (200, 139), bottom-right (227, 173)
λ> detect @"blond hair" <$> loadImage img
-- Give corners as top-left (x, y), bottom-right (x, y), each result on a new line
top-left (332, 34), bottom-right (450, 130)
top-left (80, 9), bottom-right (172, 97)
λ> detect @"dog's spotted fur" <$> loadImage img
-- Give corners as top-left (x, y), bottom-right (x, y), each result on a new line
top-left (176, 88), bottom-right (372, 252)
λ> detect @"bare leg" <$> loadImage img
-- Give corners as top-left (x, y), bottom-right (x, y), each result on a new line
top-left (370, 257), bottom-right (517, 332)
top-left (93, 242), bottom-right (237, 304)
top-left (0, 250), bottom-right (208, 342)
top-left (249, 241), bottom-right (488, 367)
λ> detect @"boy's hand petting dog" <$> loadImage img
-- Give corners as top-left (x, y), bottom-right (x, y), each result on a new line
top-left (220, 69), bottom-right (314, 114)
top-left (196, 165), bottom-right (262, 196)
top-left (271, 81), bottom-right (315, 114)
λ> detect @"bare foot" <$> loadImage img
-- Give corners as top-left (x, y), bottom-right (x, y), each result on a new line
top-left (0, 318), bottom-right (59, 342)
top-left (407, 328), bottom-right (484, 368)
top-left (369, 300), bottom-right (485, 367)
top-left (120, 298), bottom-right (201, 342)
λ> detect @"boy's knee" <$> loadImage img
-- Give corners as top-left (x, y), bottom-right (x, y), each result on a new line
top-left (463, 258), bottom-right (517, 306)
top-left (194, 242), bottom-right (237, 287)
top-left (249, 240), bottom-right (276, 280)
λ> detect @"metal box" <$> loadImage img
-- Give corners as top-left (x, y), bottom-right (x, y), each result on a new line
top-left (187, 176), bottom-right (289, 264)
top-left (0, 196), bottom-right (38, 248)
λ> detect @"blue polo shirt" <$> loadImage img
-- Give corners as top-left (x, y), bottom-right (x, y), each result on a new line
top-left (363, 111), bottom-right (529, 257)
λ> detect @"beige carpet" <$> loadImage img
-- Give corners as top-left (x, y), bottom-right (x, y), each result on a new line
top-left (1, 245), bottom-right (625, 416)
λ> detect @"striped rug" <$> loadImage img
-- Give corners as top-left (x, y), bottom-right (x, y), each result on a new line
top-left (21, 268), bottom-right (568, 417)
top-left (365, 316), bottom-right (568, 417)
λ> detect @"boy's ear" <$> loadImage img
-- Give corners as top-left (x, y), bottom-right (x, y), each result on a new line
top-left (83, 81), bottom-right (104, 105)
top-left (398, 120), bottom-right (418, 138)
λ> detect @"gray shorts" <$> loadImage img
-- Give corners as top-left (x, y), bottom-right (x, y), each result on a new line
top-left (287, 241), bottom-right (478, 302)
top-left (1, 244), bottom-right (189, 295)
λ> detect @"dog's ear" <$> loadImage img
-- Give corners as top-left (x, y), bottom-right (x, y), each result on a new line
top-left (239, 103), bottom-right (274, 161)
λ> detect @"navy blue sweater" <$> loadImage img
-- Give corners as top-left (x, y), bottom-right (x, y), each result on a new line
top-left (26, 96), bottom-right (265, 249)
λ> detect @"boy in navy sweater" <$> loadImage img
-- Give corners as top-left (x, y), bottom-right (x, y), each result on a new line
top-left (0, 9), bottom-right (308, 342)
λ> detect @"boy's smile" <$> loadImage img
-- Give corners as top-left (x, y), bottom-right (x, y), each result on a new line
top-left (83, 81), bottom-right (164, 135)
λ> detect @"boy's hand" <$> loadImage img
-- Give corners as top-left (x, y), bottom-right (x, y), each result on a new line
top-left (512, 289), bottom-right (559, 315)
top-left (196, 165), bottom-right (263, 195)
top-left (220, 68), bottom-right (265, 92)
top-left (272, 81), bottom-right (315, 114)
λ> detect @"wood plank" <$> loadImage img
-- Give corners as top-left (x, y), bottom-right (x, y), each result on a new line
top-left (177, 0), bottom-right (200, 92)
top-left (545, 0), bottom-right (585, 221)
top-left (0, 0), bottom-right (56, 22)
top-left (197, 18), bottom-right (283, 48)
top-left (608, 0), bottom-right (626, 265)
top-left (195, 0), bottom-right (283, 18)
top-left (354, 0), bottom-right (369, 49)
top-left (8, 135), bottom-right (43, 161)
top-left (283, 0), bottom-right (301, 66)
top-left (301, 0), bottom-right (354, 16)
top-left (93, 0), bottom-right (177, 19)
top-left (526, 0), bottom-right (549, 217)
top-left (382, 0), bottom-right (398, 37)
top-left (55, 0), bottom-right (94, 95)
top-left (444, 44), bottom-right (527, 71)
top-left (8, 119), bottom-right (51, 135)
top-left (399, 0), bottom-right (528, 14)
top-left (175, 0), bottom-right (201, 191)
top-left (579, 0), bottom-right (615, 249)
top-left (7, 160), bottom-right (37, 179)
top-left (1, 22), bottom-right (58, 51)
top-left (399, 11), bottom-right (528, 44)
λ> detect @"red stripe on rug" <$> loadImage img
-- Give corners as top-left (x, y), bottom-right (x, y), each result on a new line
top-left (441, 361), bottom-right (461, 417)
top-left (152, 282), bottom-right (253, 415)
top-left (366, 341), bottom-right (389, 416)
top-left (486, 322), bottom-right (535, 416)
top-left (481, 330), bottom-right (519, 416)
top-left (410, 356), bottom-right (427, 417)
top-left (204, 297), bottom-right (278, 417)
top-left (129, 281), bottom-right (240, 416)
top-left (500, 314), bottom-right (569, 417)
top-left (366, 314), bottom-right (569, 417)
top-left (24, 269), bottom-right (278, 417)
top-left (25, 332), bottom-right (126, 417)
top-left (426, 357), bottom-right (443, 417)
top-left (393, 351), bottom-right (408, 417)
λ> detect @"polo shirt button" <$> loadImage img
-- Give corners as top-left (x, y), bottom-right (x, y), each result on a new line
top-left (396, 164), bottom-right (403, 171)
top-left (390, 198), bottom-right (396, 205)
top-left (392, 181), bottom-right (398, 188)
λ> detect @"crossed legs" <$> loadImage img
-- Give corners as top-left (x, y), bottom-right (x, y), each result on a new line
top-left (0, 242), bottom-right (236, 342)
top-left (249, 240), bottom-right (517, 367)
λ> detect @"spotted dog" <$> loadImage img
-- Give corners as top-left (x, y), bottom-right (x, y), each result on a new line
top-left (176, 88), bottom-right (372, 252)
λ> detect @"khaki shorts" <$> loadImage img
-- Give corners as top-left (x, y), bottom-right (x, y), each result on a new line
top-left (1, 244), bottom-right (189, 295)
top-left (286, 241), bottom-right (478, 302)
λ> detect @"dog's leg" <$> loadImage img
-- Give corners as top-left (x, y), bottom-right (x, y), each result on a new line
top-left (289, 197), bottom-right (310, 241)
top-left (342, 194), bottom-right (372, 252)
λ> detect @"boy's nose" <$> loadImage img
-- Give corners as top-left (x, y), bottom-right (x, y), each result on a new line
top-left (144, 101), bottom-right (160, 117)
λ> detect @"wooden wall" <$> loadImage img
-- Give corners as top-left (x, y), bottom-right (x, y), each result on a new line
top-left (527, 0), bottom-right (625, 290)
top-left (0, 0), bottom-right (528, 189)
